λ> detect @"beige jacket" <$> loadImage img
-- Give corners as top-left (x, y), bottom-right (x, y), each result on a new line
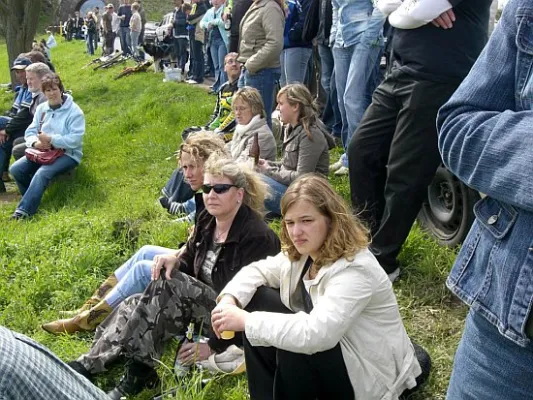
top-left (238, 0), bottom-right (285, 73)
top-left (220, 250), bottom-right (422, 400)
top-left (229, 115), bottom-right (277, 163)
top-left (265, 123), bottom-right (329, 186)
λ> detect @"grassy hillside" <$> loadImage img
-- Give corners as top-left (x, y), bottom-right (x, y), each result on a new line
top-left (0, 38), bottom-right (466, 399)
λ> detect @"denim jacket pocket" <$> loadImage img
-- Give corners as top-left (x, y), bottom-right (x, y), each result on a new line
top-left (515, 7), bottom-right (533, 110)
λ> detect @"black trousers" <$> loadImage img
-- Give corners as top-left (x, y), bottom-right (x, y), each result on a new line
top-left (244, 287), bottom-right (354, 400)
top-left (348, 67), bottom-right (458, 273)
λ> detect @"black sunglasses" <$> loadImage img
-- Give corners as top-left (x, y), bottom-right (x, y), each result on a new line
top-left (201, 184), bottom-right (239, 194)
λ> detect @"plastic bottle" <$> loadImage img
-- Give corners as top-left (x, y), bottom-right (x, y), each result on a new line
top-left (174, 322), bottom-right (195, 378)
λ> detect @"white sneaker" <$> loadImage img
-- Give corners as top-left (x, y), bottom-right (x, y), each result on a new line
top-left (186, 79), bottom-right (199, 84)
top-left (388, 268), bottom-right (400, 283)
top-left (334, 166), bottom-right (349, 176)
top-left (330, 159), bottom-right (343, 172)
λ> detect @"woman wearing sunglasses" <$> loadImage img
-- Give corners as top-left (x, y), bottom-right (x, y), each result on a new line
top-left (211, 174), bottom-right (428, 400)
top-left (68, 156), bottom-right (280, 399)
top-left (42, 132), bottom-right (227, 335)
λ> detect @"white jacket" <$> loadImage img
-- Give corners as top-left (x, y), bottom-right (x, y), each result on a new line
top-left (220, 249), bottom-right (421, 399)
top-left (229, 114), bottom-right (277, 163)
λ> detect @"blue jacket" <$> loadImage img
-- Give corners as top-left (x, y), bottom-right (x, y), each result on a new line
top-left (437, 0), bottom-right (533, 347)
top-left (25, 94), bottom-right (85, 164)
top-left (199, 6), bottom-right (229, 47)
top-left (283, 0), bottom-right (312, 49)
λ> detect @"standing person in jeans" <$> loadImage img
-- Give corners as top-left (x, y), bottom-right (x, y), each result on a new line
top-left (200, 0), bottom-right (229, 93)
top-left (329, 2), bottom-right (385, 176)
top-left (238, 0), bottom-right (284, 128)
top-left (280, 0), bottom-right (313, 86)
top-left (129, 2), bottom-right (142, 60)
top-left (102, 4), bottom-right (115, 55)
top-left (438, 1), bottom-right (533, 398)
top-left (186, 0), bottom-right (208, 84)
top-left (117, 0), bottom-right (132, 56)
top-left (316, 0), bottom-right (341, 139)
top-left (348, 0), bottom-right (492, 281)
top-left (85, 12), bottom-right (97, 56)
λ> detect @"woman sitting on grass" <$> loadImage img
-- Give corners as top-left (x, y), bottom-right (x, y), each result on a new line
top-left (257, 83), bottom-right (333, 217)
top-left (9, 73), bottom-right (84, 220)
top-left (68, 156), bottom-right (280, 400)
top-left (229, 86), bottom-right (276, 163)
top-left (41, 132), bottom-right (227, 334)
top-left (212, 174), bottom-right (429, 400)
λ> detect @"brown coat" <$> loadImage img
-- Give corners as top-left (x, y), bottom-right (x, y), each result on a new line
top-left (237, 0), bottom-right (284, 73)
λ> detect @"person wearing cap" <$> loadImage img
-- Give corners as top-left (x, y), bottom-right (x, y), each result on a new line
top-left (0, 57), bottom-right (32, 186)
top-left (103, 4), bottom-right (116, 55)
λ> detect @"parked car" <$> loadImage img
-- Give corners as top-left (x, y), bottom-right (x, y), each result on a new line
top-left (156, 12), bottom-right (173, 43)
top-left (417, 164), bottom-right (480, 247)
top-left (143, 20), bottom-right (159, 45)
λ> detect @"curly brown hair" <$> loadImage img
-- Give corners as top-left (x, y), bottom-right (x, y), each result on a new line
top-left (280, 174), bottom-right (369, 268)
top-left (178, 131), bottom-right (227, 165)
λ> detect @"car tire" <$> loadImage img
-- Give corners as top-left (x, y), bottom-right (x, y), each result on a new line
top-left (417, 165), bottom-right (480, 247)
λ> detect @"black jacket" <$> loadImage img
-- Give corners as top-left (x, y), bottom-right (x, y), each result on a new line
top-left (177, 204), bottom-right (280, 352)
top-left (229, 0), bottom-right (253, 53)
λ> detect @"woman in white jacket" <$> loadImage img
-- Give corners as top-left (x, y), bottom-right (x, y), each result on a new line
top-left (212, 174), bottom-right (426, 399)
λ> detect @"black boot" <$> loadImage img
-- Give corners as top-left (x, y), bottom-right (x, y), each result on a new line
top-left (67, 360), bottom-right (94, 382)
top-left (107, 361), bottom-right (159, 400)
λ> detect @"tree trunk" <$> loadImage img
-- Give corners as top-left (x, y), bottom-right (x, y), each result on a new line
top-left (0, 0), bottom-right (43, 86)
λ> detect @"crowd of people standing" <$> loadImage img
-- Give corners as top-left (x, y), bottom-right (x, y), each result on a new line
top-left (3, 0), bottom-right (532, 400)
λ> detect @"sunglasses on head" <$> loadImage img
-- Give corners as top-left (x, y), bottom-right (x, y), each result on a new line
top-left (201, 184), bottom-right (238, 194)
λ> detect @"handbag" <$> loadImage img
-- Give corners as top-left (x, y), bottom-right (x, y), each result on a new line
top-left (24, 112), bottom-right (65, 165)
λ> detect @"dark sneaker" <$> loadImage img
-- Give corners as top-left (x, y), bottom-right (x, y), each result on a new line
top-left (107, 361), bottom-right (159, 400)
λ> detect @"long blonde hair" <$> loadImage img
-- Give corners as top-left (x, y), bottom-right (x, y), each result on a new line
top-left (280, 174), bottom-right (369, 268)
top-left (277, 83), bottom-right (320, 140)
top-left (204, 155), bottom-right (268, 217)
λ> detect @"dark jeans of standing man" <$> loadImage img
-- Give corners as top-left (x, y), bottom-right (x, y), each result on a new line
top-left (318, 44), bottom-right (342, 138)
top-left (119, 26), bottom-right (131, 55)
top-left (348, 66), bottom-right (458, 273)
top-left (188, 29), bottom-right (204, 83)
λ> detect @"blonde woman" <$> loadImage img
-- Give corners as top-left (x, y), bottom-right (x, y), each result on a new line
top-left (42, 132), bottom-right (227, 335)
top-left (69, 156), bottom-right (280, 400)
top-left (230, 86), bottom-right (276, 163)
top-left (258, 83), bottom-right (333, 216)
top-left (212, 174), bottom-right (428, 399)
top-left (129, 2), bottom-right (142, 60)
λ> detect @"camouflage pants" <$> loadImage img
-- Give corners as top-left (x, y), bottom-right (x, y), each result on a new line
top-left (77, 271), bottom-right (217, 373)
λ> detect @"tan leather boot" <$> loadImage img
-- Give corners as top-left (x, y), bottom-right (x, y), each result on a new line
top-left (42, 300), bottom-right (113, 335)
top-left (59, 274), bottom-right (118, 317)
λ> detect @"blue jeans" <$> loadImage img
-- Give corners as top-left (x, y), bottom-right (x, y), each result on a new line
top-left (210, 36), bottom-right (228, 92)
top-left (118, 26), bottom-right (131, 55)
top-left (280, 47), bottom-right (313, 87)
top-left (189, 29), bottom-right (204, 83)
top-left (86, 32), bottom-right (95, 55)
top-left (261, 174), bottom-right (288, 216)
top-left (447, 310), bottom-right (533, 399)
top-left (105, 245), bottom-right (176, 308)
top-left (130, 30), bottom-right (140, 58)
top-left (318, 44), bottom-right (342, 138)
top-left (334, 42), bottom-right (383, 166)
top-left (10, 155), bottom-right (78, 216)
top-left (243, 67), bottom-right (281, 129)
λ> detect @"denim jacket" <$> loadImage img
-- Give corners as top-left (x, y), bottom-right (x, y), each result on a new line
top-left (330, 0), bottom-right (383, 48)
top-left (437, 0), bottom-right (533, 347)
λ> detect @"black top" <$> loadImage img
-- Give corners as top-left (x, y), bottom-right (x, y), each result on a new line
top-left (118, 4), bottom-right (132, 27)
top-left (391, 0), bottom-right (492, 83)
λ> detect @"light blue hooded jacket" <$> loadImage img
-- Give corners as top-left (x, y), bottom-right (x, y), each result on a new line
top-left (24, 94), bottom-right (85, 164)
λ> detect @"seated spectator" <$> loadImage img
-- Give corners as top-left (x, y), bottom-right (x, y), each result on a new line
top-left (212, 174), bottom-right (427, 399)
top-left (42, 132), bottom-right (227, 334)
top-left (229, 86), bottom-right (276, 163)
top-left (25, 50), bottom-right (56, 72)
top-left (257, 84), bottom-right (333, 216)
top-left (0, 62), bottom-right (50, 193)
top-left (0, 57), bottom-right (33, 188)
top-left (68, 156), bottom-right (280, 400)
top-left (238, 0), bottom-right (285, 128)
top-left (181, 52), bottom-right (241, 143)
top-left (0, 325), bottom-right (108, 400)
top-left (9, 73), bottom-right (84, 219)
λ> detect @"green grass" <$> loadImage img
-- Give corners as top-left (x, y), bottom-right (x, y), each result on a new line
top-left (0, 39), bottom-right (466, 399)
